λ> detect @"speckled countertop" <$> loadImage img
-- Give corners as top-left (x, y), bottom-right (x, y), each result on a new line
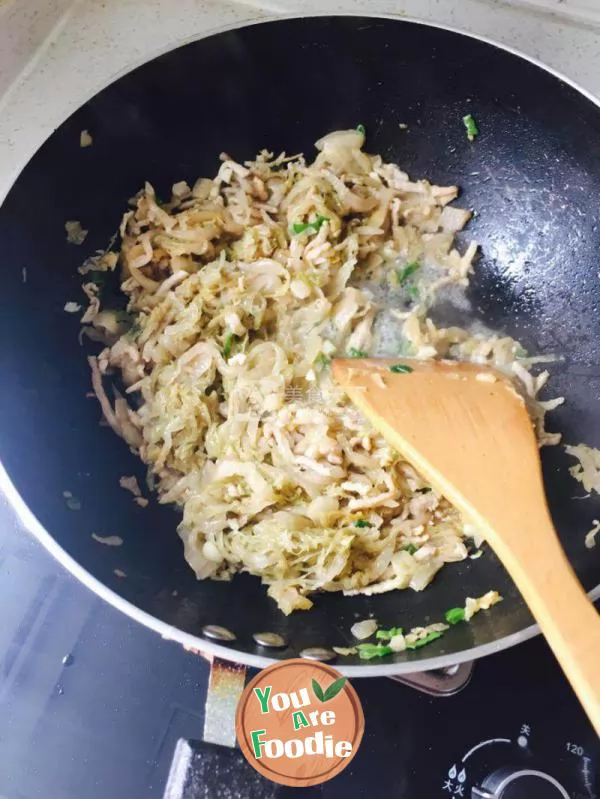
top-left (0, 0), bottom-right (600, 208)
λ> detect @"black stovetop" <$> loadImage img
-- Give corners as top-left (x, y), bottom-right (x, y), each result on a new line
top-left (0, 497), bottom-right (597, 799)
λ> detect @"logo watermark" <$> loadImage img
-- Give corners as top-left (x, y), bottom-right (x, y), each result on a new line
top-left (236, 659), bottom-right (364, 787)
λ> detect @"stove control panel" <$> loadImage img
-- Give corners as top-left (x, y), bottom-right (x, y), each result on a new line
top-left (472, 765), bottom-right (569, 797)
top-left (441, 730), bottom-right (596, 799)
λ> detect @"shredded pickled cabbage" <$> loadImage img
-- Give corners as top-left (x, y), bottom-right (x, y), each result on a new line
top-left (81, 129), bottom-right (559, 614)
top-left (566, 443), bottom-right (600, 495)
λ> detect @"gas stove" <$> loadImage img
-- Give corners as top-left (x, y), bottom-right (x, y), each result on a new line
top-left (0, 499), bottom-right (597, 799)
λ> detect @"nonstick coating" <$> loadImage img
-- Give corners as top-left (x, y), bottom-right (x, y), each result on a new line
top-left (1, 16), bottom-right (600, 672)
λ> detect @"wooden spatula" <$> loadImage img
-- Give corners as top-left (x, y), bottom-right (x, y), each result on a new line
top-left (332, 357), bottom-right (600, 733)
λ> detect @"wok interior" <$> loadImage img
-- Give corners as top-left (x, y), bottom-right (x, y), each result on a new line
top-left (1, 16), bottom-right (600, 667)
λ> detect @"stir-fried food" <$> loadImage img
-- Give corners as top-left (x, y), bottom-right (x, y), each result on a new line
top-left (81, 129), bottom-right (558, 614)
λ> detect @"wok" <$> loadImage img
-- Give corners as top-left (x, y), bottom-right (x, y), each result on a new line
top-left (1, 15), bottom-right (599, 676)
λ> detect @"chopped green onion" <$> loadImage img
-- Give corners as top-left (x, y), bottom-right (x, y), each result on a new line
top-left (405, 630), bottom-right (444, 650)
top-left (515, 346), bottom-right (528, 358)
top-left (395, 261), bottom-right (420, 285)
top-left (376, 627), bottom-right (404, 641)
top-left (445, 607), bottom-right (466, 625)
top-left (222, 331), bottom-right (235, 358)
top-left (292, 215), bottom-right (329, 235)
top-left (356, 124), bottom-right (366, 136)
top-left (402, 544), bottom-right (418, 555)
top-left (348, 348), bottom-right (368, 358)
top-left (354, 519), bottom-right (373, 528)
top-left (356, 643), bottom-right (393, 660)
top-left (292, 222), bottom-right (310, 234)
top-left (389, 363), bottom-right (414, 374)
top-left (407, 284), bottom-right (420, 301)
top-left (315, 353), bottom-right (331, 368)
top-left (463, 113), bottom-right (479, 141)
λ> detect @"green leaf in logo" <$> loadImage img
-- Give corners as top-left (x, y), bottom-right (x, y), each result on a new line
top-left (323, 676), bottom-right (347, 702)
top-left (311, 678), bottom-right (325, 702)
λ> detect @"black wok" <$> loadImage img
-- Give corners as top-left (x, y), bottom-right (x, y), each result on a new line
top-left (1, 15), bottom-right (599, 675)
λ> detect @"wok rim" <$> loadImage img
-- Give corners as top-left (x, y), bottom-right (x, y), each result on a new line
top-left (2, 11), bottom-right (600, 676)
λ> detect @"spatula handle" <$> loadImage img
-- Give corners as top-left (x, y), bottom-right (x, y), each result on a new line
top-left (503, 521), bottom-right (600, 735)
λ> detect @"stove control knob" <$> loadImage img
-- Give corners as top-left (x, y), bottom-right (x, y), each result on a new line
top-left (472, 767), bottom-right (570, 798)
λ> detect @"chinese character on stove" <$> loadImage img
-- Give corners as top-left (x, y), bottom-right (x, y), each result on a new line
top-left (442, 780), bottom-right (454, 793)
top-left (520, 724), bottom-right (531, 736)
top-left (453, 786), bottom-right (464, 797)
